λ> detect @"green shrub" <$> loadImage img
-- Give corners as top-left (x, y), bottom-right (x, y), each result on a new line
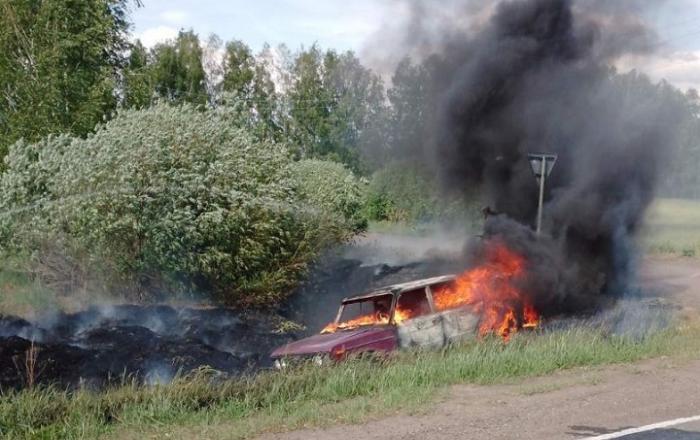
top-left (364, 161), bottom-right (479, 225)
top-left (364, 191), bottom-right (395, 222)
top-left (0, 104), bottom-right (362, 306)
top-left (288, 159), bottom-right (368, 232)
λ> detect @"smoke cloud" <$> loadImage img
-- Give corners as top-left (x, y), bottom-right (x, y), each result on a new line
top-left (387, 0), bottom-right (687, 316)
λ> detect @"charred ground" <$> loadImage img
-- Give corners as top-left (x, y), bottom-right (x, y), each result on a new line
top-left (0, 305), bottom-right (291, 390)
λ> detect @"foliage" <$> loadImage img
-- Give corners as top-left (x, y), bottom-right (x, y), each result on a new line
top-left (288, 159), bottom-right (368, 233)
top-left (384, 57), bottom-right (434, 163)
top-left (122, 31), bottom-right (209, 109)
top-left (0, 104), bottom-right (361, 305)
top-left (221, 40), bottom-right (281, 140)
top-left (149, 30), bottom-right (208, 106)
top-left (365, 161), bottom-right (478, 225)
top-left (0, 0), bottom-right (135, 159)
top-left (287, 46), bottom-right (387, 172)
top-left (0, 324), bottom-right (697, 439)
top-left (122, 40), bottom-right (153, 109)
top-left (656, 85), bottom-right (700, 199)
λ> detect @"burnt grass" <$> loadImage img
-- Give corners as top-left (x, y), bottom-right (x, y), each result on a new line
top-left (0, 305), bottom-right (293, 390)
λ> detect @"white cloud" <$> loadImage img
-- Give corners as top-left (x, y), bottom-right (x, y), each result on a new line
top-left (135, 26), bottom-right (179, 48)
top-left (617, 51), bottom-right (700, 91)
top-left (160, 9), bottom-right (188, 25)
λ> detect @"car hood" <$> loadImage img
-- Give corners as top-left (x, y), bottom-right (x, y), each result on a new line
top-left (271, 326), bottom-right (392, 358)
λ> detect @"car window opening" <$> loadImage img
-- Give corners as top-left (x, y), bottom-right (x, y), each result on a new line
top-left (321, 294), bottom-right (393, 333)
top-left (395, 288), bottom-right (432, 324)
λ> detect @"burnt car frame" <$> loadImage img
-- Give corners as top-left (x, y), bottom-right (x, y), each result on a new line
top-left (270, 275), bottom-right (481, 367)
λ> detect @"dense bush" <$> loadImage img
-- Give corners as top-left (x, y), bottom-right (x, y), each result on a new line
top-left (288, 159), bottom-right (368, 232)
top-left (0, 104), bottom-right (365, 306)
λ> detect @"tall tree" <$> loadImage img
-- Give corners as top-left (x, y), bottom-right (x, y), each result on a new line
top-left (222, 40), bottom-right (256, 99)
top-left (221, 40), bottom-right (280, 139)
top-left (288, 45), bottom-right (330, 159)
top-left (288, 46), bottom-right (386, 171)
top-left (122, 39), bottom-right (153, 109)
top-left (202, 34), bottom-right (224, 102)
top-left (150, 30), bottom-right (207, 106)
top-left (386, 57), bottom-right (431, 160)
top-left (0, 0), bottom-right (136, 158)
top-left (325, 51), bottom-right (387, 172)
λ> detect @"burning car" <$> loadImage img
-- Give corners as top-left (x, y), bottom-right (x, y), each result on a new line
top-left (271, 275), bottom-right (464, 368)
top-left (270, 242), bottom-right (540, 368)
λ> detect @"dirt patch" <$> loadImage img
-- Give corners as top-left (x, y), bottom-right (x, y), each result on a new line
top-left (257, 357), bottom-right (700, 440)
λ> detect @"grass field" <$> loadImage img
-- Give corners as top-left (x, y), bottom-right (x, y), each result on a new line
top-left (1, 323), bottom-right (699, 440)
top-left (643, 198), bottom-right (700, 257)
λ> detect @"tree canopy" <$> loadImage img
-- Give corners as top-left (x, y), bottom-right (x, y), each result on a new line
top-left (0, 0), bottom-right (135, 159)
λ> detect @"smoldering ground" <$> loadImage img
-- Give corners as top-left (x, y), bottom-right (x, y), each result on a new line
top-left (370, 0), bottom-right (689, 318)
top-left (0, 305), bottom-right (293, 389)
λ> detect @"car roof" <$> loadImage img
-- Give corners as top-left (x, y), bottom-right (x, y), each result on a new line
top-left (341, 274), bottom-right (456, 303)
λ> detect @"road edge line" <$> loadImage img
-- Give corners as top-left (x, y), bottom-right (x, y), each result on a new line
top-left (582, 415), bottom-right (700, 440)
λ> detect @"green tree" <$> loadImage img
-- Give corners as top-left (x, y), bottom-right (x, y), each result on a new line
top-left (122, 39), bottom-right (153, 108)
top-left (325, 51), bottom-right (387, 172)
top-left (0, 0), bottom-right (136, 159)
top-left (288, 45), bottom-right (331, 159)
top-left (288, 46), bottom-right (386, 172)
top-left (150, 30), bottom-right (207, 106)
top-left (386, 57), bottom-right (432, 160)
top-left (221, 41), bottom-right (280, 139)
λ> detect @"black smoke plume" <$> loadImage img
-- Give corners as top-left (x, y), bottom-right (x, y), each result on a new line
top-left (404, 0), bottom-right (686, 316)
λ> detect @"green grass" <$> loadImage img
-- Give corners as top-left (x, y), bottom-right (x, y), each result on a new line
top-left (643, 198), bottom-right (700, 257)
top-left (2, 323), bottom-right (699, 440)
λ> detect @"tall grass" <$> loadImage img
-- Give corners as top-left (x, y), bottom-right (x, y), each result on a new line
top-left (1, 324), bottom-right (698, 440)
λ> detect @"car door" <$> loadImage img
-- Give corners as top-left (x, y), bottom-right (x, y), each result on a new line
top-left (395, 287), bottom-right (445, 348)
top-left (427, 282), bottom-right (479, 344)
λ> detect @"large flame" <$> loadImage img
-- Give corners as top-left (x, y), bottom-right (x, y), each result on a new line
top-left (432, 241), bottom-right (539, 340)
top-left (322, 241), bottom-right (539, 340)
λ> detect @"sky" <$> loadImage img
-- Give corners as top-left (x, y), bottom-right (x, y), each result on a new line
top-left (131, 0), bottom-right (700, 90)
top-left (131, 0), bottom-right (389, 52)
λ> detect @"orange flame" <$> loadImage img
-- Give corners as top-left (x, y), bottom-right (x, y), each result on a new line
top-left (432, 241), bottom-right (539, 340)
top-left (322, 241), bottom-right (540, 340)
top-left (321, 312), bottom-right (390, 334)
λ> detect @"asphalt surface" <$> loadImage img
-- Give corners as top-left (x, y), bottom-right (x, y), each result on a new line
top-left (577, 418), bottom-right (700, 439)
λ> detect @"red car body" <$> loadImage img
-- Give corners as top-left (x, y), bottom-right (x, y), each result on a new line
top-left (270, 326), bottom-right (397, 361)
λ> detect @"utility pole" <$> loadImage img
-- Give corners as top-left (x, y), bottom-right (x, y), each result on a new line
top-left (528, 153), bottom-right (557, 235)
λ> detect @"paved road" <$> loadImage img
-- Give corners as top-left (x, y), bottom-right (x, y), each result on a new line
top-left (583, 418), bottom-right (700, 439)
